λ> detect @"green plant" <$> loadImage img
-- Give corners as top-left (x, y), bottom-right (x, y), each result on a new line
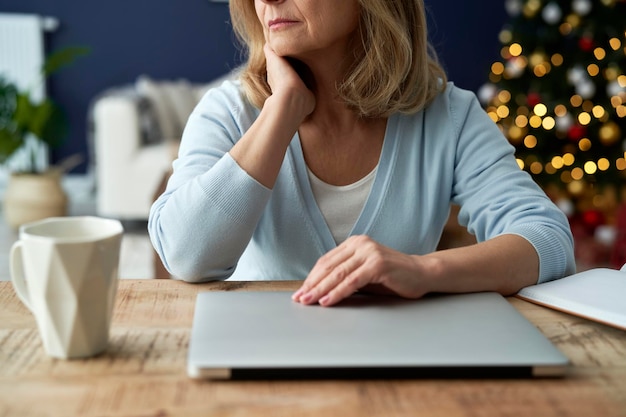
top-left (0, 46), bottom-right (90, 173)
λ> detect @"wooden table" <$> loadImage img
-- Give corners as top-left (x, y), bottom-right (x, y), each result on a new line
top-left (1, 280), bottom-right (625, 417)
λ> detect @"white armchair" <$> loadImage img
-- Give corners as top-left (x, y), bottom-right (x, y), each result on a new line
top-left (91, 70), bottom-right (237, 220)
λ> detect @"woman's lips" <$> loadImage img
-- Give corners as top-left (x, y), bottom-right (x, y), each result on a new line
top-left (268, 18), bottom-right (299, 30)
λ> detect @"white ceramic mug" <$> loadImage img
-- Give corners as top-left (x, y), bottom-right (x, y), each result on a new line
top-left (10, 216), bottom-right (124, 359)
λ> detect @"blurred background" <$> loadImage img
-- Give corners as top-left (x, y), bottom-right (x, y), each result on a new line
top-left (2, 0), bottom-right (624, 274)
top-left (0, 0), bottom-right (506, 173)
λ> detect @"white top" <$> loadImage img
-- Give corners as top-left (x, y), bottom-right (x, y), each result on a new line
top-left (307, 165), bottom-right (377, 244)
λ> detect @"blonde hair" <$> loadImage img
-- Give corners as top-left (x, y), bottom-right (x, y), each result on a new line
top-left (229, 0), bottom-right (447, 118)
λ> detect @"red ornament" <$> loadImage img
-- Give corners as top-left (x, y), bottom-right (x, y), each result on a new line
top-left (582, 209), bottom-right (605, 231)
top-left (526, 92), bottom-right (541, 107)
top-left (578, 37), bottom-right (594, 52)
top-left (568, 124), bottom-right (587, 141)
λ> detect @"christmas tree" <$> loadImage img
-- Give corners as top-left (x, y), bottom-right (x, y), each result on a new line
top-left (479, 0), bottom-right (626, 224)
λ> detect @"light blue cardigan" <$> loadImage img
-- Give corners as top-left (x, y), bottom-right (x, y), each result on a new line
top-left (148, 81), bottom-right (575, 283)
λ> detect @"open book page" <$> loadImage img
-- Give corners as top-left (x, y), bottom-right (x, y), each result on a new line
top-left (516, 265), bottom-right (626, 330)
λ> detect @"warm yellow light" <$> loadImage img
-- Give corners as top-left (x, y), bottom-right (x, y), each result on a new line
top-left (571, 167), bottom-right (584, 180)
top-left (545, 163), bottom-right (557, 174)
top-left (491, 62), bottom-right (505, 75)
top-left (593, 195), bottom-right (605, 208)
top-left (609, 37), bottom-right (621, 50)
top-left (560, 171), bottom-right (572, 183)
top-left (618, 75), bottom-right (626, 87)
top-left (554, 104), bottom-right (568, 117)
top-left (529, 53), bottom-right (545, 67)
top-left (578, 138), bottom-right (592, 151)
top-left (533, 103), bottom-right (548, 117)
top-left (509, 43), bottom-right (523, 57)
top-left (515, 115), bottom-right (529, 127)
top-left (598, 158), bottom-right (610, 171)
top-left (587, 64), bottom-right (600, 77)
top-left (499, 30), bottom-right (513, 44)
top-left (508, 126), bottom-right (524, 142)
top-left (498, 90), bottom-right (511, 103)
top-left (524, 135), bottom-right (537, 148)
top-left (529, 115), bottom-right (543, 128)
top-left (582, 100), bottom-right (594, 112)
top-left (578, 112), bottom-right (591, 125)
top-left (551, 156), bottom-right (564, 169)
top-left (593, 48), bottom-right (606, 60)
top-left (524, 0), bottom-right (541, 17)
top-left (516, 158), bottom-right (525, 170)
top-left (617, 106), bottom-right (626, 118)
top-left (542, 117), bottom-right (555, 130)
top-left (566, 14), bottom-right (581, 28)
top-left (563, 153), bottom-right (575, 166)
top-left (592, 105), bottom-right (606, 118)
top-left (559, 22), bottom-right (572, 35)
top-left (496, 105), bottom-right (510, 118)
top-left (616, 158), bottom-right (626, 171)
top-left (611, 96), bottom-right (623, 107)
top-left (551, 53), bottom-right (564, 66)
top-left (605, 67), bottom-right (619, 81)
top-left (487, 111), bottom-right (499, 122)
top-left (568, 180), bottom-right (584, 195)
top-left (570, 95), bottom-right (583, 107)
top-left (530, 162), bottom-right (543, 174)
top-left (584, 161), bottom-right (597, 175)
top-left (501, 46), bottom-right (511, 60)
top-left (534, 64), bottom-right (548, 77)
top-left (599, 121), bottom-right (621, 144)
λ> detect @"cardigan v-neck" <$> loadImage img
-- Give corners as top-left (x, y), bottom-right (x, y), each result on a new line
top-left (289, 115), bottom-right (400, 252)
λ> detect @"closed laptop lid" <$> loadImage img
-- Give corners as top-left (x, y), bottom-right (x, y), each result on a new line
top-left (187, 291), bottom-right (568, 379)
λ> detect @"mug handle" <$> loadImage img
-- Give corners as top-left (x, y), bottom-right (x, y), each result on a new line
top-left (10, 241), bottom-right (33, 311)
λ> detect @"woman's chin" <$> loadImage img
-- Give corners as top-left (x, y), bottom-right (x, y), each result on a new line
top-left (266, 38), bottom-right (301, 58)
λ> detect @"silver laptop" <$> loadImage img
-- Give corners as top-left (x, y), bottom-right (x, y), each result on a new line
top-left (187, 291), bottom-right (568, 379)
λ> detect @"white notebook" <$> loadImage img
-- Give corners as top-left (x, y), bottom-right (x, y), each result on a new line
top-left (516, 264), bottom-right (626, 330)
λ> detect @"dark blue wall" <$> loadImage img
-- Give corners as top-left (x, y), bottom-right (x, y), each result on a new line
top-left (0, 0), bottom-right (506, 173)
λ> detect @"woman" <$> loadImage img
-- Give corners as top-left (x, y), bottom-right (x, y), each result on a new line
top-left (148, 0), bottom-right (575, 306)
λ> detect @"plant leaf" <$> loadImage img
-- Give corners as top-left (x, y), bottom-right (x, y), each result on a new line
top-left (42, 46), bottom-right (91, 77)
top-left (0, 78), bottom-right (18, 129)
top-left (0, 128), bottom-right (25, 163)
top-left (38, 102), bottom-right (67, 148)
top-left (13, 93), bottom-right (35, 131)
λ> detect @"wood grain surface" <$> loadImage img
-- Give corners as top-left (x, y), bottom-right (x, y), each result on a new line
top-left (1, 280), bottom-right (625, 417)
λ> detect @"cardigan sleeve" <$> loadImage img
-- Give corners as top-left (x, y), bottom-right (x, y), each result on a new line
top-left (148, 82), bottom-right (272, 282)
top-left (446, 85), bottom-right (576, 283)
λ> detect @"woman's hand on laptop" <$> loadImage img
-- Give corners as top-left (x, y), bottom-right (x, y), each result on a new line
top-left (293, 234), bottom-right (543, 307)
top-left (292, 235), bottom-right (429, 307)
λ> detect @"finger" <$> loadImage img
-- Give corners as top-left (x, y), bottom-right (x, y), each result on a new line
top-left (298, 254), bottom-right (363, 305)
top-left (292, 245), bottom-right (354, 302)
top-left (318, 264), bottom-right (371, 307)
top-left (263, 44), bottom-right (278, 88)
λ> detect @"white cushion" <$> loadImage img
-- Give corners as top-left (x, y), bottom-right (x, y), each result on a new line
top-left (135, 75), bottom-right (197, 140)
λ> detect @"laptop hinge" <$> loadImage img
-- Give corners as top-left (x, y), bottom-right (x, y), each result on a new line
top-left (532, 365), bottom-right (568, 378)
top-left (190, 367), bottom-right (232, 380)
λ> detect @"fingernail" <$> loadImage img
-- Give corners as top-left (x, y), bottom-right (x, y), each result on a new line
top-left (292, 289), bottom-right (303, 301)
top-left (319, 295), bottom-right (330, 306)
top-left (301, 292), bottom-right (313, 304)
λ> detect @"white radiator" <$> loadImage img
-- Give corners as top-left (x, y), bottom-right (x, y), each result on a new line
top-left (0, 12), bottom-right (59, 173)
